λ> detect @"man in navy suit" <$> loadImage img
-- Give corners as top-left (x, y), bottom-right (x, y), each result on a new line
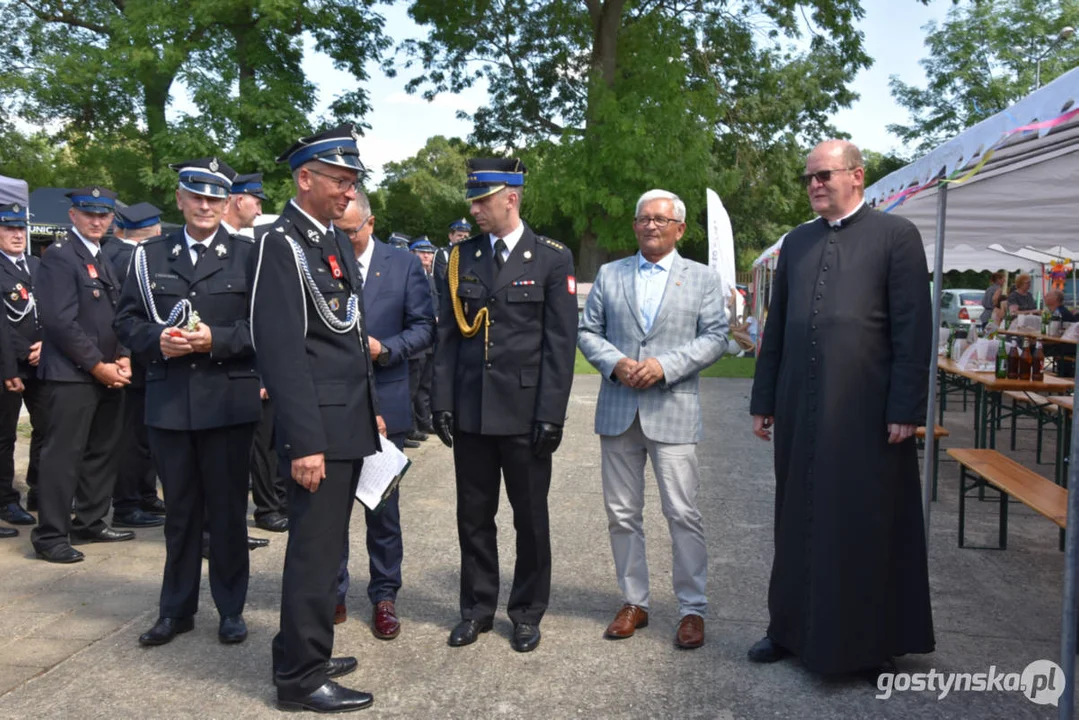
top-left (333, 192), bottom-right (435, 637)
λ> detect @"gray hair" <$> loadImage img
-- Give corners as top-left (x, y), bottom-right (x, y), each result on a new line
top-left (1047, 289), bottom-right (1065, 303)
top-left (635, 189), bottom-right (686, 222)
top-left (353, 188), bottom-right (371, 217)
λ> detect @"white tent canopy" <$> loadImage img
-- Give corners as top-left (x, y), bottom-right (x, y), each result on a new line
top-left (922, 243), bottom-right (1030, 273)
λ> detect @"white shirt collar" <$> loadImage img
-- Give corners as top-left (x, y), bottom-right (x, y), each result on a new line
top-left (220, 220), bottom-right (237, 236)
top-left (489, 221), bottom-right (525, 256)
top-left (1, 252), bottom-right (25, 267)
top-left (289, 199), bottom-right (333, 236)
top-left (184, 226), bottom-right (215, 250)
top-left (638, 248), bottom-right (678, 271)
top-left (826, 200), bottom-right (866, 228)
top-left (71, 227), bottom-right (100, 257)
top-left (355, 237), bottom-right (376, 279)
top-left (121, 238), bottom-right (138, 247)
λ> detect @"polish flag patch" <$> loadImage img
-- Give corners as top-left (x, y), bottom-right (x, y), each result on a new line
top-left (567, 275), bottom-right (577, 295)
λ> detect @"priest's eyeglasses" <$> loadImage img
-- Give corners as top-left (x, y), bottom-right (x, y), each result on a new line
top-left (633, 216), bottom-right (680, 228)
top-left (799, 168), bottom-right (857, 187)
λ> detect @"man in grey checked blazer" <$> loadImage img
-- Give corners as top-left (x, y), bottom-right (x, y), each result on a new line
top-left (578, 189), bottom-right (728, 649)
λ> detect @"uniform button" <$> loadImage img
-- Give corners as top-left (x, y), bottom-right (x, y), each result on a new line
top-left (822, 266), bottom-right (829, 271)
top-left (811, 357), bottom-right (817, 362)
top-left (488, 341), bottom-right (494, 347)
top-left (485, 362), bottom-right (492, 369)
top-left (811, 341), bottom-right (817, 346)
top-left (829, 239), bottom-right (835, 244)
top-left (488, 298), bottom-right (495, 304)
top-left (190, 363), bottom-right (197, 369)
top-left (814, 309), bottom-right (819, 315)
top-left (189, 291), bottom-right (197, 297)
top-left (818, 281), bottom-right (825, 287)
top-left (284, 443), bottom-right (292, 451)
top-left (217, 361), bottom-right (223, 365)
top-left (812, 324), bottom-right (817, 330)
top-left (815, 294), bottom-right (822, 300)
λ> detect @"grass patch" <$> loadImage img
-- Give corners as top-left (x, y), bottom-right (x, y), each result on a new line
top-left (574, 349), bottom-right (755, 379)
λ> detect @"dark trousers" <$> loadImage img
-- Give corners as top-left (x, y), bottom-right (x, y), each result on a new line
top-left (273, 458), bottom-right (363, 698)
top-left (149, 423), bottom-right (256, 618)
top-left (250, 397), bottom-right (286, 519)
top-left (31, 382), bottom-right (123, 550)
top-left (0, 375), bottom-right (46, 506)
top-left (337, 433), bottom-right (405, 605)
top-left (453, 431), bottom-right (552, 625)
top-left (112, 387), bottom-right (158, 511)
top-left (408, 354), bottom-right (433, 429)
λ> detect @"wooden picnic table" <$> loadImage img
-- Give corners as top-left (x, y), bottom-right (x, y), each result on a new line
top-left (997, 328), bottom-right (1078, 346)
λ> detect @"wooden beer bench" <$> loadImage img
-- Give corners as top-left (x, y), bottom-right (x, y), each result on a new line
top-left (916, 425), bottom-right (949, 501)
top-left (947, 448), bottom-right (1066, 551)
top-left (1000, 390), bottom-right (1060, 464)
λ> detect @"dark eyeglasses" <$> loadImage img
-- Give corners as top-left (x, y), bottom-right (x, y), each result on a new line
top-left (306, 167), bottom-right (359, 192)
top-left (633, 216), bottom-right (680, 228)
top-left (799, 168), bottom-right (857, 187)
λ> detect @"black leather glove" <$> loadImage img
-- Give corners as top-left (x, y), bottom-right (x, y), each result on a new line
top-left (531, 421), bottom-right (563, 459)
top-left (433, 411), bottom-right (455, 448)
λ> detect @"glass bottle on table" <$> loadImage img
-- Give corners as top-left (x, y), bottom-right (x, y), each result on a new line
top-left (1032, 341), bottom-right (1045, 381)
top-left (995, 337), bottom-right (1008, 379)
top-left (1007, 341), bottom-right (1021, 379)
top-left (1020, 339), bottom-right (1033, 380)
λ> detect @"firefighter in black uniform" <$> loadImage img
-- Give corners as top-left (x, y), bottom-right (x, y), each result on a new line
top-left (433, 217), bottom-right (471, 282)
top-left (105, 202), bottom-right (167, 528)
top-left (113, 158), bottom-right (262, 647)
top-left (0, 202), bottom-right (35, 535)
top-left (252, 124), bottom-right (382, 714)
top-left (32, 186), bottom-right (133, 563)
top-left (432, 158), bottom-right (578, 653)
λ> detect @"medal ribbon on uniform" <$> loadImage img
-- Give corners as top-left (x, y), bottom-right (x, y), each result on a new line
top-left (327, 255), bottom-right (343, 279)
top-left (86, 264), bottom-right (98, 279)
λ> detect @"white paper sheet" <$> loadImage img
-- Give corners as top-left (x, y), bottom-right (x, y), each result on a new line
top-left (355, 436), bottom-right (411, 511)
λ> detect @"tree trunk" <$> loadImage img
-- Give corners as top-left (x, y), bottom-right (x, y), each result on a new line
top-left (576, 228), bottom-right (609, 281)
top-left (233, 20), bottom-right (258, 147)
top-left (143, 73), bottom-right (174, 209)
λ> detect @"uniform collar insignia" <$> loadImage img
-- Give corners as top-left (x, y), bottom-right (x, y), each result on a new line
top-left (215, 243), bottom-right (227, 257)
top-left (171, 244), bottom-right (182, 257)
top-left (307, 229), bottom-right (321, 244)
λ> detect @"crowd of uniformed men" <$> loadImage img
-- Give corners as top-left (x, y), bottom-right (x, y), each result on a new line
top-left (0, 124), bottom-right (583, 712)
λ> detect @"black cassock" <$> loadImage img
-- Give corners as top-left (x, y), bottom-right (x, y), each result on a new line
top-left (750, 204), bottom-right (935, 675)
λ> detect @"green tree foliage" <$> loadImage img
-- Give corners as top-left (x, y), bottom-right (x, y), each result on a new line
top-left (889, 0), bottom-right (1079, 153)
top-left (401, 0), bottom-right (875, 276)
top-left (0, 0), bottom-right (391, 213)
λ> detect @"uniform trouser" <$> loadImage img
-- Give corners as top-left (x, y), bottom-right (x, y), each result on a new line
top-left (111, 387), bottom-right (158, 512)
top-left (31, 382), bottom-right (123, 551)
top-left (409, 354), bottom-right (433, 428)
top-left (149, 423), bottom-right (256, 618)
top-left (600, 414), bottom-right (707, 618)
top-left (336, 433), bottom-right (405, 606)
top-left (250, 397), bottom-right (286, 520)
top-left (453, 430), bottom-right (551, 625)
top-left (273, 458), bottom-right (363, 698)
top-left (0, 375), bottom-right (46, 506)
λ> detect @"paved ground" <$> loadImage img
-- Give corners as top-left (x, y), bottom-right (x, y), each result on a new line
top-left (0, 375), bottom-right (1073, 718)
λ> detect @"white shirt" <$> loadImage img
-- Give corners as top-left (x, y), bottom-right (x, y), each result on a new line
top-left (289, 199), bottom-right (333, 236)
top-left (184, 227), bottom-right (214, 266)
top-left (71, 227), bottom-right (100, 257)
top-left (220, 220), bottom-right (238, 236)
top-left (489, 222), bottom-right (525, 263)
top-left (827, 200), bottom-right (866, 228)
top-left (1, 252), bottom-right (27, 272)
top-left (636, 249), bottom-right (677, 333)
top-left (355, 238), bottom-right (375, 285)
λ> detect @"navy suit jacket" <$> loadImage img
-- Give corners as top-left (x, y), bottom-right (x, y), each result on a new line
top-left (361, 240), bottom-right (435, 435)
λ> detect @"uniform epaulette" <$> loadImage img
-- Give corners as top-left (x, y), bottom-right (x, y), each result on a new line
top-left (537, 236), bottom-right (567, 253)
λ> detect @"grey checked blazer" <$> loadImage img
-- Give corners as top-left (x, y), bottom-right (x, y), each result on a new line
top-left (578, 251), bottom-right (728, 444)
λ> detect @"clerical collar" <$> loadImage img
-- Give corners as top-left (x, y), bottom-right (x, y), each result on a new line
top-left (825, 201), bottom-right (867, 228)
top-left (289, 199), bottom-right (333, 236)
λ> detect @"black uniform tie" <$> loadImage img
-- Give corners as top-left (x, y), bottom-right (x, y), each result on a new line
top-left (192, 243), bottom-right (207, 267)
top-left (494, 238), bottom-right (507, 272)
top-left (16, 258), bottom-right (28, 276)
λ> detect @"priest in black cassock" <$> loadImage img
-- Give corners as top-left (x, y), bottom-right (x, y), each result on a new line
top-left (748, 139), bottom-right (934, 678)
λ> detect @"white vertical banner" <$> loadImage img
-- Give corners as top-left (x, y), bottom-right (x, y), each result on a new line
top-left (707, 188), bottom-right (738, 318)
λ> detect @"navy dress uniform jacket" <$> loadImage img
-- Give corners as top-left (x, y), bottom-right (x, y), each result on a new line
top-left (36, 231), bottom-right (128, 382)
top-left (113, 227), bottom-right (261, 431)
top-left (0, 254), bottom-right (41, 380)
top-left (102, 240), bottom-right (146, 388)
top-left (432, 225), bottom-right (578, 435)
top-left (362, 240), bottom-right (435, 436)
top-left (250, 202), bottom-right (380, 461)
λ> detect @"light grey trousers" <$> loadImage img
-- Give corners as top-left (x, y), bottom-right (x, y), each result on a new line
top-left (600, 414), bottom-right (707, 618)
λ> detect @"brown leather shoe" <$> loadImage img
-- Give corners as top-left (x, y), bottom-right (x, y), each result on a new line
top-left (604, 604), bottom-right (649, 639)
top-left (675, 614), bottom-right (704, 649)
top-left (371, 600), bottom-right (400, 640)
top-left (334, 604), bottom-right (347, 625)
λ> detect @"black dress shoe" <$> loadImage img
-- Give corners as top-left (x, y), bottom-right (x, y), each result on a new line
top-left (140, 496), bottom-right (167, 515)
top-left (112, 509), bottom-right (165, 528)
top-left (407, 429), bottom-right (428, 442)
top-left (219, 614), bottom-right (247, 644)
top-left (71, 526), bottom-right (135, 543)
top-left (277, 681), bottom-right (374, 713)
top-left (448, 618), bottom-right (493, 647)
top-left (247, 535), bottom-right (270, 550)
top-left (139, 616), bottom-right (194, 647)
top-left (418, 421), bottom-right (435, 434)
top-left (0, 526), bottom-right (19, 538)
top-left (325, 656), bottom-right (358, 679)
top-left (748, 635), bottom-right (792, 663)
top-left (0, 502), bottom-right (34, 525)
top-left (255, 512), bottom-right (289, 532)
top-left (510, 623), bottom-right (541, 653)
top-left (402, 438), bottom-right (421, 449)
top-left (35, 543), bottom-right (84, 563)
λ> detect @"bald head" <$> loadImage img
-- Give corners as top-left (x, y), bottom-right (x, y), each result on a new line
top-left (804, 139), bottom-right (866, 221)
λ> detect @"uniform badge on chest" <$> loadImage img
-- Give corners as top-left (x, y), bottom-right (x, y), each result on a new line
top-left (329, 298), bottom-right (340, 311)
top-left (215, 244), bottom-right (227, 258)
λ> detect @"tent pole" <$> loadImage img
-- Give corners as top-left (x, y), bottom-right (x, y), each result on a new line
top-left (1060, 396), bottom-right (1079, 719)
top-left (923, 184), bottom-right (946, 546)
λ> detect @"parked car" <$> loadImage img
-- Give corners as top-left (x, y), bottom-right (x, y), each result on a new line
top-left (940, 288), bottom-right (985, 328)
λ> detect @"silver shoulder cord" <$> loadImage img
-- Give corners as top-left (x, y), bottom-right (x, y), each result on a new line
top-left (281, 236), bottom-right (362, 336)
top-left (133, 243), bottom-right (193, 327)
top-left (3, 293), bottom-right (35, 324)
